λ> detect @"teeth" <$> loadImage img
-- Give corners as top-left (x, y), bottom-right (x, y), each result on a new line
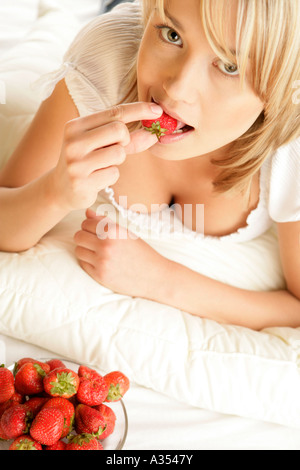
top-left (172, 129), bottom-right (184, 134)
top-left (176, 121), bottom-right (186, 131)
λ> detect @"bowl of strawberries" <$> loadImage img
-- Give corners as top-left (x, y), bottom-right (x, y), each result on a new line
top-left (0, 357), bottom-right (129, 450)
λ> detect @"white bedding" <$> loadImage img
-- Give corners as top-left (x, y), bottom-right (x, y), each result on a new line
top-left (2, 333), bottom-right (300, 451)
top-left (1, 0), bottom-right (300, 450)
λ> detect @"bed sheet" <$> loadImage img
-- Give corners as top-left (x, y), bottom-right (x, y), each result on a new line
top-left (1, 333), bottom-right (300, 451)
top-left (0, 0), bottom-right (102, 58)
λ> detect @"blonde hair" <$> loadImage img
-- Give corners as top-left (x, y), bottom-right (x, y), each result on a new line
top-left (124, 0), bottom-right (300, 201)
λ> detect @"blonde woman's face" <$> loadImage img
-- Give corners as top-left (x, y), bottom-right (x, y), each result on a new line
top-left (137, 0), bottom-right (264, 161)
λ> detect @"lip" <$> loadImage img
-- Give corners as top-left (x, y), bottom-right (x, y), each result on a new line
top-left (156, 127), bottom-right (195, 145)
top-left (152, 97), bottom-right (193, 129)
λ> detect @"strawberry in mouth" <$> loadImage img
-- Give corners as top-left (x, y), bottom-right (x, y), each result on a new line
top-left (142, 107), bottom-right (194, 141)
top-left (142, 111), bottom-right (178, 140)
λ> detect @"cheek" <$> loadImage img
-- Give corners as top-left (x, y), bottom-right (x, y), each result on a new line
top-left (205, 87), bottom-right (264, 133)
top-left (137, 52), bottom-right (151, 99)
top-left (229, 95), bottom-right (264, 135)
top-left (137, 34), bottom-right (161, 100)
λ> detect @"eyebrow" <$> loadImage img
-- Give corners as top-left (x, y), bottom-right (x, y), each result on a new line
top-left (163, 9), bottom-right (186, 33)
top-left (159, 7), bottom-right (240, 61)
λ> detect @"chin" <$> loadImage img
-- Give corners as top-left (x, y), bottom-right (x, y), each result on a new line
top-left (148, 143), bottom-right (190, 161)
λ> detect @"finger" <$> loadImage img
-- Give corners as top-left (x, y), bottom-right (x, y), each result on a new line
top-left (85, 208), bottom-right (98, 219)
top-left (80, 217), bottom-right (99, 234)
top-left (85, 121), bottom-right (131, 151)
top-left (75, 144), bottom-right (126, 175)
top-left (87, 165), bottom-right (120, 190)
top-left (125, 128), bottom-right (158, 155)
top-left (78, 259), bottom-right (97, 279)
top-left (74, 229), bottom-right (98, 250)
top-left (74, 101), bottom-right (163, 132)
top-left (85, 209), bottom-right (108, 221)
top-left (75, 246), bottom-right (96, 265)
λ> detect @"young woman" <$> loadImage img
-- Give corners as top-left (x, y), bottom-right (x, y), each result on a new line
top-left (0, 0), bottom-right (299, 330)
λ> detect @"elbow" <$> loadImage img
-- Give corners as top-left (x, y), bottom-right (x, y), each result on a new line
top-left (286, 283), bottom-right (300, 303)
top-left (0, 234), bottom-right (37, 254)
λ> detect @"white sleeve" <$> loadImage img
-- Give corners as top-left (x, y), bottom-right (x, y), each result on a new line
top-left (32, 2), bottom-right (142, 116)
top-left (267, 138), bottom-right (300, 223)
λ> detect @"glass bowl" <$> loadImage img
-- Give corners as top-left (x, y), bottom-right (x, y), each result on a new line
top-left (0, 358), bottom-right (128, 450)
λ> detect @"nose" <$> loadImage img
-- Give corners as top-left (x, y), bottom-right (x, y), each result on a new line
top-left (162, 52), bottom-right (201, 104)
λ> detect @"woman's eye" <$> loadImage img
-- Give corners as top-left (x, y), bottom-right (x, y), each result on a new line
top-left (159, 26), bottom-right (183, 46)
top-left (215, 59), bottom-right (239, 77)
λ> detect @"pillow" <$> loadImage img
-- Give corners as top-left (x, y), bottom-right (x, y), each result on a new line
top-left (0, 0), bottom-right (39, 57)
top-left (1, 206), bottom-right (300, 430)
top-left (0, 1), bottom-right (83, 167)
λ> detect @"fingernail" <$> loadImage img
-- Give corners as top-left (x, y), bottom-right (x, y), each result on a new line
top-left (150, 103), bottom-right (163, 115)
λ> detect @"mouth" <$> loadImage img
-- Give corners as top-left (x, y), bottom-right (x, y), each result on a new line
top-left (173, 122), bottom-right (194, 134)
top-left (151, 97), bottom-right (195, 135)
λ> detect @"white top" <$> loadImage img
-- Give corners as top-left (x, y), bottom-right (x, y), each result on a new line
top-left (35, 1), bottom-right (300, 243)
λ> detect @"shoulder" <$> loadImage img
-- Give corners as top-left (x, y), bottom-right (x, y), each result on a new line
top-left (59, 1), bottom-right (143, 115)
top-left (267, 137), bottom-right (300, 222)
top-left (64, 2), bottom-right (143, 65)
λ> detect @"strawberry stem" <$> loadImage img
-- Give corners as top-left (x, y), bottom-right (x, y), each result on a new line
top-left (144, 122), bottom-right (167, 140)
top-left (50, 371), bottom-right (77, 396)
top-left (106, 383), bottom-right (123, 401)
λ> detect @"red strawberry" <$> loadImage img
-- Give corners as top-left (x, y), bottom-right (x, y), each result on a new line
top-left (142, 112), bottom-right (177, 140)
top-left (13, 358), bottom-right (50, 376)
top-left (0, 419), bottom-right (10, 440)
top-left (15, 362), bottom-right (49, 396)
top-left (75, 404), bottom-right (106, 438)
top-left (45, 439), bottom-right (67, 450)
top-left (42, 397), bottom-right (75, 438)
top-left (43, 368), bottom-right (80, 398)
top-left (9, 435), bottom-right (42, 450)
top-left (77, 374), bottom-right (109, 407)
top-left (103, 371), bottom-right (130, 402)
top-left (94, 403), bottom-right (116, 440)
top-left (1, 404), bottom-right (32, 439)
top-left (0, 365), bottom-right (15, 403)
top-left (30, 408), bottom-right (64, 446)
top-left (78, 365), bottom-right (102, 380)
top-left (0, 392), bottom-right (24, 419)
top-left (23, 397), bottom-right (49, 418)
top-left (46, 359), bottom-right (66, 371)
top-left (66, 433), bottom-right (103, 450)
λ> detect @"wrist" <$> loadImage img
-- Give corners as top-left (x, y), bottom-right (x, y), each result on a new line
top-left (44, 168), bottom-right (71, 214)
top-left (146, 256), bottom-right (180, 307)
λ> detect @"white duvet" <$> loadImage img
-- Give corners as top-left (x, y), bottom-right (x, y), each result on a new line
top-left (1, 0), bottom-right (300, 431)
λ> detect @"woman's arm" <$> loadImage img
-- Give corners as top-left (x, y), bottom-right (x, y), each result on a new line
top-left (158, 261), bottom-right (300, 331)
top-left (153, 221), bottom-right (300, 330)
top-left (0, 79), bottom-right (79, 252)
top-left (75, 213), bottom-right (300, 331)
top-left (0, 78), bottom-right (162, 253)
